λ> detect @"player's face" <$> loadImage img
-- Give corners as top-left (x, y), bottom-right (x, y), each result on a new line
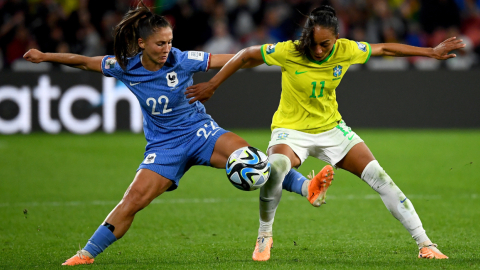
top-left (309, 26), bottom-right (338, 61)
top-left (141, 27), bottom-right (173, 66)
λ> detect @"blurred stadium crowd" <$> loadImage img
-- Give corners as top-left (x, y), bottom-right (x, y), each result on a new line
top-left (1, 0), bottom-right (479, 71)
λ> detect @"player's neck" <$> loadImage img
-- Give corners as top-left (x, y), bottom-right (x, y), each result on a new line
top-left (141, 54), bottom-right (164, 71)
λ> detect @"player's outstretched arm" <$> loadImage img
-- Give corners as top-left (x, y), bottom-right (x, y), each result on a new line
top-left (370, 37), bottom-right (465, 59)
top-left (185, 45), bottom-right (263, 104)
top-left (23, 49), bottom-right (104, 73)
top-left (209, 54), bottom-right (264, 69)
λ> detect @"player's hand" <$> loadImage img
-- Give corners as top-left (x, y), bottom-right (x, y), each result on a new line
top-left (432, 37), bottom-right (466, 60)
top-left (23, 49), bottom-right (45, 63)
top-left (185, 82), bottom-right (217, 104)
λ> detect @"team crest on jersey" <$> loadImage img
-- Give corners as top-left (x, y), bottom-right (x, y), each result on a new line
top-left (266, 43), bottom-right (277, 54)
top-left (333, 65), bottom-right (343, 77)
top-left (105, 57), bottom-right (116, 69)
top-left (356, 41), bottom-right (367, 52)
top-left (166, 71), bottom-right (178, 87)
top-left (144, 153), bottom-right (156, 164)
top-left (277, 132), bottom-right (289, 140)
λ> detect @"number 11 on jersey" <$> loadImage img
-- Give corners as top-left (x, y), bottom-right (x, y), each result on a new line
top-left (309, 81), bottom-right (325, 98)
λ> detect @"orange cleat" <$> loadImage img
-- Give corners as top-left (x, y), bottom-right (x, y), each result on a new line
top-left (62, 250), bottom-right (95, 266)
top-left (252, 236), bottom-right (273, 261)
top-left (418, 243), bottom-right (449, 259)
top-left (307, 165), bottom-right (334, 207)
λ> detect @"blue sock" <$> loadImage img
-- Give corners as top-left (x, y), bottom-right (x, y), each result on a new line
top-left (83, 224), bottom-right (117, 257)
top-left (282, 169), bottom-right (307, 195)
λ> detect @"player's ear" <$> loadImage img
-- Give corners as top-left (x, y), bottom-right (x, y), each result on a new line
top-left (336, 33), bottom-right (340, 40)
top-left (138, 38), bottom-right (145, 49)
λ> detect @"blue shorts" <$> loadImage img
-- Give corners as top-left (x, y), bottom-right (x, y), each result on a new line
top-left (137, 121), bottom-right (229, 191)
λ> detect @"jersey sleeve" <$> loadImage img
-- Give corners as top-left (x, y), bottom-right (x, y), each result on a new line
top-left (101, 55), bottom-right (124, 78)
top-left (180, 51), bottom-right (211, 73)
top-left (348, 40), bottom-right (372, 65)
top-left (260, 42), bottom-right (288, 67)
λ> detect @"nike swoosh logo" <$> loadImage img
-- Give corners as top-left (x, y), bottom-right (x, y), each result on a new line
top-left (130, 82), bottom-right (141, 86)
top-left (211, 128), bottom-right (221, 137)
top-left (295, 70), bottom-right (308, 75)
top-left (400, 198), bottom-right (407, 203)
top-left (348, 134), bottom-right (354, 140)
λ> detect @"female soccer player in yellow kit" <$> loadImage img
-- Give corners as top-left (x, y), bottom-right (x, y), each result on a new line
top-left (186, 5), bottom-right (465, 261)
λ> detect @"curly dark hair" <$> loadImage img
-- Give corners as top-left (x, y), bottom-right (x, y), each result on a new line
top-left (294, 5), bottom-right (339, 56)
top-left (113, 0), bottom-right (172, 70)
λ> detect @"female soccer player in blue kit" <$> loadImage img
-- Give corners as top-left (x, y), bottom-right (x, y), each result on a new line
top-left (186, 5), bottom-right (465, 261)
top-left (23, 1), bottom-right (330, 266)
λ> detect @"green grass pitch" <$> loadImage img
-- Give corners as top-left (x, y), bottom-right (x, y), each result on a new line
top-left (0, 130), bottom-right (479, 269)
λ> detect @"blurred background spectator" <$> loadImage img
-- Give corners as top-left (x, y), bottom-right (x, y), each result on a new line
top-left (0, 0), bottom-right (478, 71)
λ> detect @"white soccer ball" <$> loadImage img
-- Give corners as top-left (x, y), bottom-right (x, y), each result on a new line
top-left (226, 146), bottom-right (271, 191)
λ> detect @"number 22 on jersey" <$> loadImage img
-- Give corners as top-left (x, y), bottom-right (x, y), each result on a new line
top-left (146, 95), bottom-right (172, 115)
top-left (197, 121), bottom-right (220, 139)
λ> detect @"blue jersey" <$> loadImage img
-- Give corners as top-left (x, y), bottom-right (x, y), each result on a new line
top-left (101, 48), bottom-right (213, 150)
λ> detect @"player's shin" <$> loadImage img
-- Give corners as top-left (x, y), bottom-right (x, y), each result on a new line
top-left (361, 160), bottom-right (431, 246)
top-left (259, 154), bottom-right (291, 235)
top-left (83, 222), bottom-right (118, 258)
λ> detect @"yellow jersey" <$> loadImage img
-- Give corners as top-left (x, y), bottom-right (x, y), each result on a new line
top-left (260, 38), bottom-right (372, 133)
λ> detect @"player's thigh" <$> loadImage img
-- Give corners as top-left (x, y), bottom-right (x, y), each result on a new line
top-left (336, 142), bottom-right (375, 177)
top-left (312, 120), bottom-right (375, 176)
top-left (210, 132), bottom-right (249, 168)
top-left (138, 147), bottom-right (187, 191)
top-left (124, 169), bottom-right (173, 206)
top-left (268, 128), bottom-right (309, 168)
top-left (267, 144), bottom-right (301, 168)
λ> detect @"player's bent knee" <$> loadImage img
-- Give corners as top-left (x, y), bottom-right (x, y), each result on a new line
top-left (120, 189), bottom-right (153, 215)
top-left (262, 154), bottom-right (291, 190)
top-left (269, 154), bottom-right (291, 178)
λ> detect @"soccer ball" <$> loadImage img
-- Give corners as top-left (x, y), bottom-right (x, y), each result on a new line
top-left (226, 146), bottom-right (271, 191)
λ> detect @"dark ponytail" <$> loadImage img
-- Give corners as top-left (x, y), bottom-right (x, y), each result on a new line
top-left (113, 0), bottom-right (172, 70)
top-left (295, 5), bottom-right (339, 56)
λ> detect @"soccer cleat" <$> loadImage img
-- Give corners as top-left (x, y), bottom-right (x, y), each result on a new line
top-left (307, 165), bottom-right (334, 207)
top-left (418, 243), bottom-right (449, 259)
top-left (62, 250), bottom-right (95, 266)
top-left (252, 235), bottom-right (273, 261)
